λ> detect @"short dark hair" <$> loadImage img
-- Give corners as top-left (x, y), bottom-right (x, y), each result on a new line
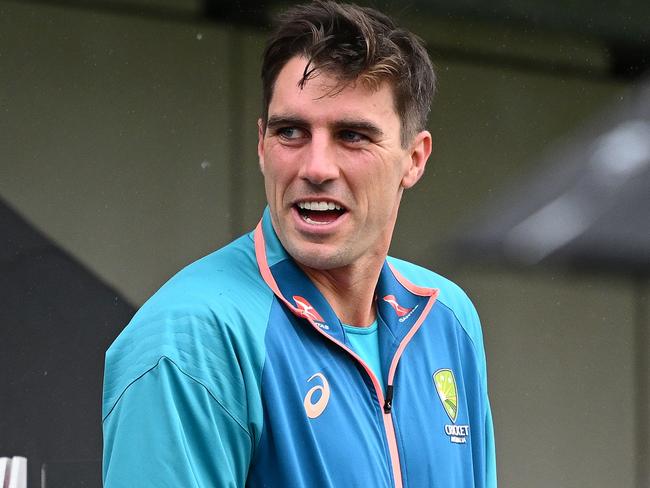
top-left (261, 0), bottom-right (436, 146)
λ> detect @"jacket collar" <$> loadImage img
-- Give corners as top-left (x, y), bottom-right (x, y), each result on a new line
top-left (254, 207), bottom-right (438, 344)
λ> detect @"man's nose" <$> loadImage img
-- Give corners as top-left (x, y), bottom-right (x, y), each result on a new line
top-left (298, 135), bottom-right (339, 185)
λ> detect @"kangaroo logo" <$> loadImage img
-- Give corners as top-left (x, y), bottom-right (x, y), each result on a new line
top-left (383, 295), bottom-right (413, 317)
top-left (303, 372), bottom-right (330, 419)
top-left (293, 295), bottom-right (326, 324)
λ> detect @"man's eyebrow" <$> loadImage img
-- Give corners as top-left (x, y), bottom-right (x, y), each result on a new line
top-left (266, 115), bottom-right (309, 129)
top-left (265, 115), bottom-right (385, 138)
top-left (331, 119), bottom-right (384, 138)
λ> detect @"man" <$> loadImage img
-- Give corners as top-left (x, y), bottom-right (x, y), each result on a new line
top-left (102, 1), bottom-right (496, 487)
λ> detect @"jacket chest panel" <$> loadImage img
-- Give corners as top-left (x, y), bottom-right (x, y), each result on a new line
top-left (249, 301), bottom-right (394, 487)
top-left (389, 316), bottom-right (485, 487)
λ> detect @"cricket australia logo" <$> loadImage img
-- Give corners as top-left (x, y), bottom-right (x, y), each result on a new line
top-left (433, 369), bottom-right (470, 444)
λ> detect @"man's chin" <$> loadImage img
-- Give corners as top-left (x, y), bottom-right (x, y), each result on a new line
top-left (285, 244), bottom-right (351, 272)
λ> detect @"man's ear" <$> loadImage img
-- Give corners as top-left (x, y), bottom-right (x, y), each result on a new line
top-left (401, 130), bottom-right (432, 189)
top-left (257, 118), bottom-right (265, 173)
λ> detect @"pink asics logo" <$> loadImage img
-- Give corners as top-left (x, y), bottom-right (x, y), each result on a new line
top-left (303, 372), bottom-right (331, 419)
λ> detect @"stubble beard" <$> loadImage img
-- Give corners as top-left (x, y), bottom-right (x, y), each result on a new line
top-left (282, 235), bottom-right (356, 272)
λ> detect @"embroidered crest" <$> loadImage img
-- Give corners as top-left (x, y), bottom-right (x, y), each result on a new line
top-left (433, 369), bottom-right (470, 444)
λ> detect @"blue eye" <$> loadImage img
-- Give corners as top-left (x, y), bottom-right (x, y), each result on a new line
top-left (278, 127), bottom-right (304, 139)
top-left (339, 130), bottom-right (365, 143)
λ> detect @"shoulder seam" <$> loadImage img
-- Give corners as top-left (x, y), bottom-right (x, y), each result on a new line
top-left (102, 356), bottom-right (254, 442)
top-left (434, 298), bottom-right (487, 386)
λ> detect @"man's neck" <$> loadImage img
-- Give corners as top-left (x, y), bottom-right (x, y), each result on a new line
top-left (298, 254), bottom-right (385, 327)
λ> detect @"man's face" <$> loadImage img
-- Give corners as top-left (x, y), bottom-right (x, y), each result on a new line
top-left (258, 56), bottom-right (430, 272)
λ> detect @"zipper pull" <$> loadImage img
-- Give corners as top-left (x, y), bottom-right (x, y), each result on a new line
top-left (383, 384), bottom-right (394, 413)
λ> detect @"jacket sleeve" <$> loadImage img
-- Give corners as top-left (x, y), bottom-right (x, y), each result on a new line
top-left (103, 356), bottom-right (253, 487)
top-left (484, 398), bottom-right (497, 488)
top-left (464, 291), bottom-right (498, 488)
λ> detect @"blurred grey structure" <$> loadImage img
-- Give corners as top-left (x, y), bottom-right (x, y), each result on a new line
top-left (0, 0), bottom-right (648, 487)
top-left (455, 78), bottom-right (650, 273)
top-left (454, 77), bottom-right (650, 488)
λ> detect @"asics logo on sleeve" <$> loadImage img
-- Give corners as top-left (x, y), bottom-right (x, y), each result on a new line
top-left (303, 372), bottom-right (330, 419)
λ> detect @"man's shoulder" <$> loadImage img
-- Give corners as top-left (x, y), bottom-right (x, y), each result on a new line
top-left (135, 232), bottom-right (270, 321)
top-left (117, 232), bottom-right (276, 345)
top-left (387, 256), bottom-right (489, 384)
top-left (103, 233), bottom-right (273, 419)
top-left (387, 257), bottom-right (474, 308)
top-left (387, 256), bottom-right (483, 339)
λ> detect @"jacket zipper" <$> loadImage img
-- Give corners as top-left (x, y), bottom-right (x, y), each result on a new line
top-left (303, 289), bottom-right (439, 488)
top-left (253, 222), bottom-right (438, 488)
top-left (304, 319), bottom-right (405, 488)
top-left (384, 384), bottom-right (394, 413)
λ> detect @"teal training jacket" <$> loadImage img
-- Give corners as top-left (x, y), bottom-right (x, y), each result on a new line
top-left (103, 208), bottom-right (497, 487)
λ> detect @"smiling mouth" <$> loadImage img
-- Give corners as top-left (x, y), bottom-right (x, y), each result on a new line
top-left (295, 201), bottom-right (347, 225)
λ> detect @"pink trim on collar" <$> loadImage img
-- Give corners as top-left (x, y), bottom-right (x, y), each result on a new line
top-left (387, 261), bottom-right (439, 297)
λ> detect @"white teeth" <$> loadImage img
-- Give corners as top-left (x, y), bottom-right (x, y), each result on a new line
top-left (302, 216), bottom-right (329, 225)
top-left (297, 201), bottom-right (342, 211)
